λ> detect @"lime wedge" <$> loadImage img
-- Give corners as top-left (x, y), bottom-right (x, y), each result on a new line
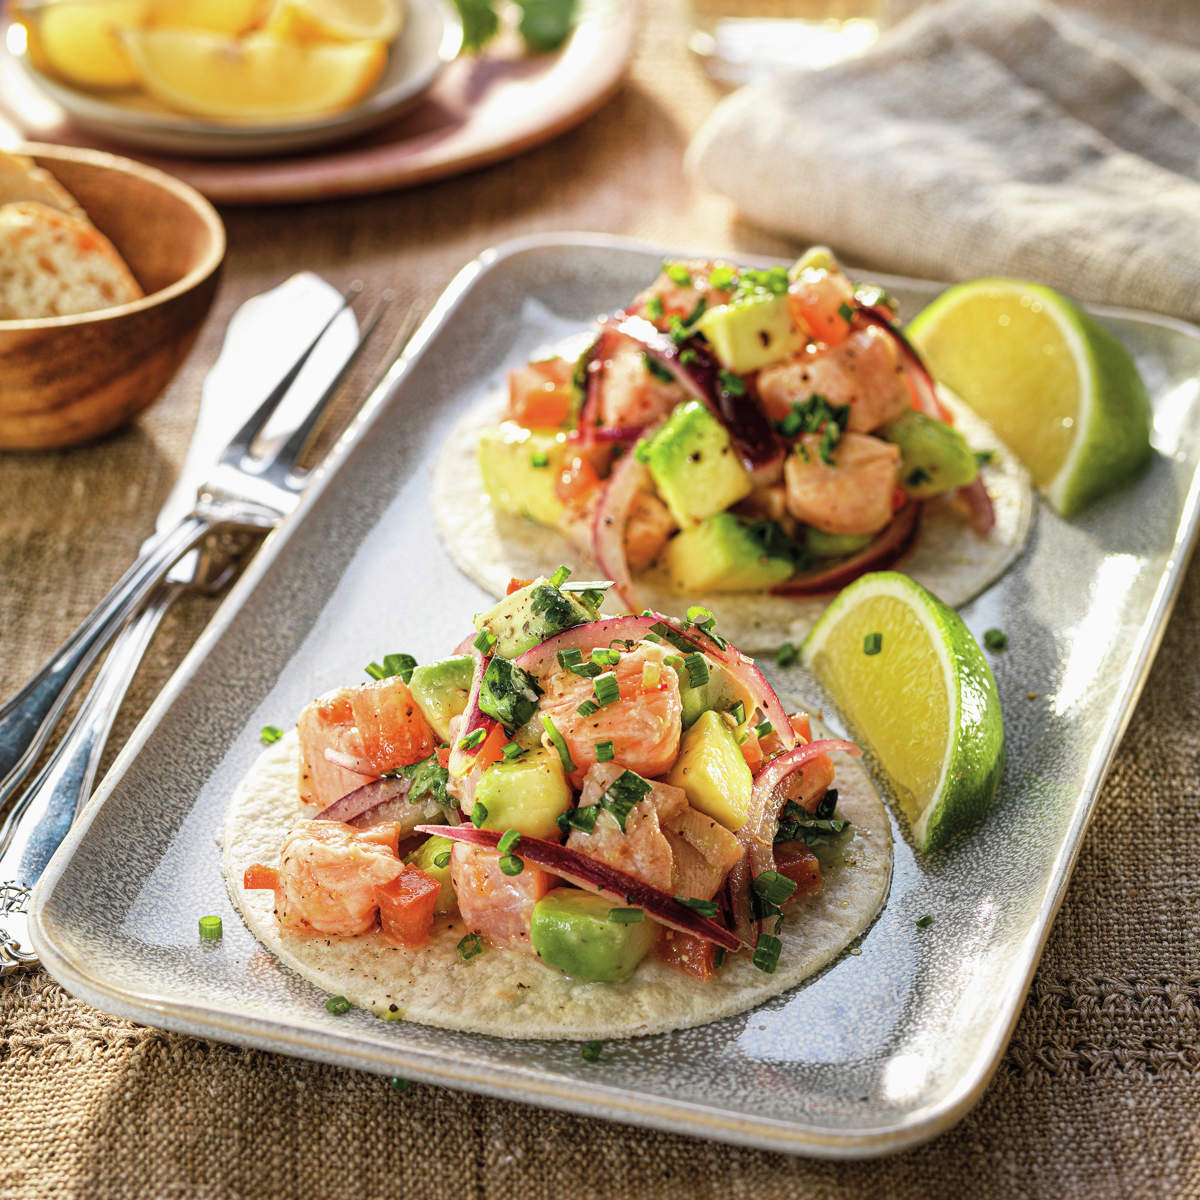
top-left (801, 571), bottom-right (1004, 852)
top-left (907, 278), bottom-right (1151, 516)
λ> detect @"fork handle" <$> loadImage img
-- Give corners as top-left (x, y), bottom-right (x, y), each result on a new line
top-left (0, 513), bottom-right (209, 805)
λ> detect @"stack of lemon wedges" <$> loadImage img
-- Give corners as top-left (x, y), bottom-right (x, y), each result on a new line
top-left (23, 0), bottom-right (404, 122)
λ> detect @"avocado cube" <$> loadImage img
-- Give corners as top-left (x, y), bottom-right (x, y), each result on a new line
top-left (644, 402), bottom-right (752, 526)
top-left (882, 411), bottom-right (979, 499)
top-left (805, 528), bottom-right (874, 560)
top-left (665, 709), bottom-right (753, 832)
top-left (478, 421), bottom-right (569, 527)
top-left (408, 655), bottom-right (473, 743)
top-left (474, 579), bottom-right (593, 659)
top-left (405, 835), bottom-right (456, 915)
top-left (664, 513), bottom-right (794, 592)
top-left (530, 889), bottom-right (656, 982)
top-left (678, 660), bottom-right (741, 730)
top-left (694, 293), bottom-right (805, 373)
top-left (474, 747), bottom-right (572, 839)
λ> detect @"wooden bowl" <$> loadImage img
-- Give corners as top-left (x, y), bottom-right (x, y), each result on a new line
top-left (0, 143), bottom-right (225, 450)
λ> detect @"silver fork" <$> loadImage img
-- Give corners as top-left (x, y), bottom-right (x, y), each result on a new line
top-left (0, 289), bottom-right (416, 973)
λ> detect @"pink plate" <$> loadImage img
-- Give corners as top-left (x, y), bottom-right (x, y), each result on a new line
top-left (0, 1), bottom-right (636, 206)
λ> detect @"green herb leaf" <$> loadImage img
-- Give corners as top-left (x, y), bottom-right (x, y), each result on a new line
top-left (728, 700), bottom-right (746, 726)
top-left (863, 632), bottom-right (883, 656)
top-left (541, 715), bottom-right (576, 773)
top-left (479, 656), bottom-right (543, 731)
top-left (557, 804), bottom-right (599, 835)
top-left (916, 914), bottom-right (933, 929)
top-left (752, 870), bottom-right (798, 909)
top-left (549, 565), bottom-right (572, 589)
top-left (682, 652), bottom-right (709, 690)
top-left (837, 300), bottom-right (856, 326)
top-left (581, 1039), bottom-right (604, 1062)
top-left (365, 652), bottom-right (418, 683)
top-left (645, 294), bottom-right (664, 320)
top-left (718, 369), bottom-right (746, 396)
top-left (665, 263), bottom-right (693, 287)
top-left (599, 769), bottom-right (652, 832)
top-left (514, 0), bottom-right (579, 51)
top-left (433, 850), bottom-right (452, 870)
top-left (325, 994), bottom-right (351, 1015)
top-left (474, 629), bottom-right (497, 653)
top-left (983, 628), bottom-right (1008, 652)
top-left (530, 451), bottom-right (550, 468)
top-left (677, 896), bottom-right (719, 917)
top-left (775, 641), bottom-right (798, 669)
top-left (608, 907), bottom-right (644, 924)
top-left (402, 754), bottom-right (454, 811)
top-left (259, 725), bottom-right (284, 745)
top-left (390, 1077), bottom-right (411, 1093)
top-left (708, 265), bottom-right (736, 290)
top-left (753, 932), bottom-right (783, 974)
top-left (457, 727), bottom-right (486, 751)
top-left (471, 801), bottom-right (488, 828)
top-left (642, 352), bottom-right (676, 384)
top-left (450, 0), bottom-right (499, 50)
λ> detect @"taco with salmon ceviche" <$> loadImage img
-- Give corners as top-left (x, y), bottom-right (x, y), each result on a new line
top-left (434, 249), bottom-right (1032, 648)
top-left (223, 571), bottom-right (892, 1039)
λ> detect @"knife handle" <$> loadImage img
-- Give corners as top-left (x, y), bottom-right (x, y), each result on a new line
top-left (0, 513), bottom-right (209, 818)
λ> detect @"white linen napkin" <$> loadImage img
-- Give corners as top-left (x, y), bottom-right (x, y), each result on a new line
top-left (686, 0), bottom-right (1200, 321)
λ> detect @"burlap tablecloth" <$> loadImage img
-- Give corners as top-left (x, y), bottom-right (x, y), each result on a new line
top-left (2, 3), bottom-right (1198, 1195)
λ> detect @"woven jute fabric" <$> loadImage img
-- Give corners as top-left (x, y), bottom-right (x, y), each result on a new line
top-left (2, 3), bottom-right (1198, 1196)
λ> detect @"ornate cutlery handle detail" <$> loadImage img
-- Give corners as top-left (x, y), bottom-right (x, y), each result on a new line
top-left (0, 883), bottom-right (35, 975)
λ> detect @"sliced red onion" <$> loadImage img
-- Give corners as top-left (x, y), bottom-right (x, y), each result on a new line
top-left (604, 314), bottom-right (783, 484)
top-left (416, 824), bottom-right (743, 951)
top-left (315, 776), bottom-right (409, 822)
top-left (769, 503), bottom-right (921, 596)
top-left (586, 424), bottom-right (650, 444)
top-left (855, 304), bottom-right (950, 423)
top-left (446, 651), bottom-right (499, 807)
top-left (727, 738), bottom-right (861, 942)
top-left (590, 446), bottom-right (651, 613)
top-left (573, 327), bottom-right (617, 446)
top-left (956, 476), bottom-right (996, 535)
top-left (323, 746), bottom-right (377, 776)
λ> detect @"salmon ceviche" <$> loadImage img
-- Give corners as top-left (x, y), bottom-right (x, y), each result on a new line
top-left (477, 248), bottom-right (997, 611)
top-left (241, 569), bottom-right (865, 984)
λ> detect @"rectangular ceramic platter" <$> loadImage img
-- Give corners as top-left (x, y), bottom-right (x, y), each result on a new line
top-left (31, 236), bottom-right (1200, 1158)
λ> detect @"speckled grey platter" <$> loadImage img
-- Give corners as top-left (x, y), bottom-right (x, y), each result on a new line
top-left (30, 235), bottom-right (1200, 1159)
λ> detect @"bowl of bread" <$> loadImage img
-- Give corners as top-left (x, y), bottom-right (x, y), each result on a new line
top-left (0, 143), bottom-right (224, 450)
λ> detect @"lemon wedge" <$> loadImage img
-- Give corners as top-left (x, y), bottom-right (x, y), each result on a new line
top-left (31, 0), bottom-right (149, 89)
top-left (119, 29), bottom-right (387, 122)
top-left (265, 0), bottom-right (405, 42)
top-left (147, 0), bottom-right (268, 35)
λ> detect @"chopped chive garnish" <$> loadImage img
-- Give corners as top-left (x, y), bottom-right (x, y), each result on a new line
top-left (198, 915), bottom-right (222, 940)
top-left (457, 933), bottom-right (484, 961)
top-left (679, 348), bottom-right (698, 366)
top-left (433, 850), bottom-right (452, 870)
top-left (863, 632), bottom-right (883, 656)
top-left (728, 701), bottom-right (746, 726)
top-left (557, 647), bottom-right (584, 669)
top-left (837, 300), bottom-right (856, 325)
top-left (365, 653), bottom-right (418, 683)
top-left (609, 907), bottom-right (644, 924)
top-left (645, 294), bottom-right (664, 319)
top-left (557, 804), bottom-right (599, 835)
top-left (983, 628), bottom-right (1008, 651)
top-left (576, 699), bottom-right (600, 717)
top-left (665, 263), bottom-right (692, 287)
top-left (470, 801), bottom-right (488, 828)
top-left (499, 854), bottom-right (524, 876)
top-left (593, 671), bottom-right (620, 706)
top-left (754, 720), bottom-right (774, 739)
top-left (259, 725), bottom-right (284, 745)
top-left (594, 739), bottom-right (615, 762)
top-left (497, 829), bottom-right (521, 854)
top-left (677, 896), bottom-right (719, 917)
top-left (591, 647), bottom-right (620, 666)
top-left (906, 467), bottom-right (932, 488)
top-left (473, 629), bottom-right (497, 653)
top-left (775, 641), bottom-right (798, 669)
top-left (682, 653), bottom-right (709, 689)
top-left (718, 369), bottom-right (746, 396)
top-left (568, 660), bottom-right (602, 679)
top-left (916, 914), bottom-right (933, 929)
top-left (663, 654), bottom-right (684, 668)
top-left (530, 451), bottom-right (550, 468)
top-left (549, 565), bottom-right (572, 589)
top-left (642, 630), bottom-right (662, 643)
top-left (581, 1040), bottom-right (604, 1062)
top-left (458, 728), bottom-right (486, 751)
top-left (685, 604), bottom-right (716, 632)
top-left (708, 265), bottom-right (736, 290)
top-left (390, 1077), bottom-right (411, 1093)
top-left (541, 715), bottom-right (576, 773)
top-left (753, 932), bottom-right (783, 974)
top-left (643, 352), bottom-right (676, 384)
top-left (501, 741), bottom-right (524, 760)
top-left (752, 870), bottom-right (798, 909)
top-left (325, 994), bottom-right (351, 1015)
top-left (975, 449), bottom-right (996, 467)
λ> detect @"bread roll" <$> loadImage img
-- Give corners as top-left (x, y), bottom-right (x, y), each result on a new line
top-left (0, 201), bottom-right (143, 320)
top-left (0, 152), bottom-right (89, 221)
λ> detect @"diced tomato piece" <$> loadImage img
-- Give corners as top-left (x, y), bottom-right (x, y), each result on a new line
top-left (555, 454), bottom-right (600, 504)
top-left (788, 712), bottom-right (812, 743)
top-left (657, 928), bottom-right (722, 980)
top-left (740, 732), bottom-right (764, 772)
top-left (775, 841), bottom-right (822, 899)
top-left (892, 485), bottom-right (908, 512)
top-left (509, 359), bottom-right (573, 427)
top-left (506, 576), bottom-right (534, 595)
top-left (435, 746), bottom-right (451, 768)
top-left (243, 863), bottom-right (279, 890)
top-left (787, 270), bottom-right (855, 347)
top-left (376, 864), bottom-right (441, 948)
